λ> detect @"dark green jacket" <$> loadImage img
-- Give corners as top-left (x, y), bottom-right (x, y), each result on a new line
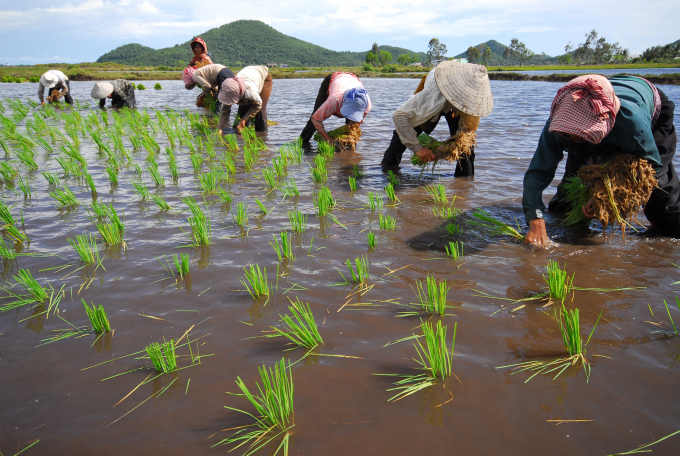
top-left (522, 75), bottom-right (660, 224)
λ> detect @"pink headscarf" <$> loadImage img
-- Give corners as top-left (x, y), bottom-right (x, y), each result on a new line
top-left (549, 74), bottom-right (621, 144)
top-left (218, 77), bottom-right (246, 106)
top-left (182, 67), bottom-right (196, 87)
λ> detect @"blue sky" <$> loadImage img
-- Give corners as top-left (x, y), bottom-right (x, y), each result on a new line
top-left (0, 0), bottom-right (678, 64)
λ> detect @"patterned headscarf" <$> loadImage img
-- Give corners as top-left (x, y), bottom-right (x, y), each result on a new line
top-left (182, 67), bottom-right (196, 87)
top-left (218, 77), bottom-right (246, 106)
top-left (549, 74), bottom-right (621, 144)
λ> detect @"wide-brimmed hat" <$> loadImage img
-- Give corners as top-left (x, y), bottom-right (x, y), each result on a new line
top-left (434, 61), bottom-right (493, 117)
top-left (91, 82), bottom-right (114, 99)
top-left (340, 88), bottom-right (370, 122)
top-left (40, 72), bottom-right (58, 88)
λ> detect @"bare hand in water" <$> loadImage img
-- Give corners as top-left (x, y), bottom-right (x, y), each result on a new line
top-left (415, 147), bottom-right (435, 163)
top-left (582, 199), bottom-right (596, 218)
top-left (525, 218), bottom-right (549, 245)
top-left (237, 120), bottom-right (247, 132)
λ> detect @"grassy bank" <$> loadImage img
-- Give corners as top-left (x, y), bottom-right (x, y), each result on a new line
top-left (489, 63), bottom-right (680, 72)
top-left (1, 62), bottom-right (679, 85)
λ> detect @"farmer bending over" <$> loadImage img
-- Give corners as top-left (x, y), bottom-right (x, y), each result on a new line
top-left (183, 63), bottom-right (234, 123)
top-left (299, 72), bottom-right (371, 147)
top-left (188, 37), bottom-right (213, 69)
top-left (523, 74), bottom-right (677, 244)
top-left (91, 80), bottom-right (136, 108)
top-left (217, 65), bottom-right (273, 133)
top-left (380, 61), bottom-right (493, 175)
top-left (38, 70), bottom-right (72, 105)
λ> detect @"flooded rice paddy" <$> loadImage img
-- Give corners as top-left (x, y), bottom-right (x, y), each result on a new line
top-left (1, 79), bottom-right (680, 455)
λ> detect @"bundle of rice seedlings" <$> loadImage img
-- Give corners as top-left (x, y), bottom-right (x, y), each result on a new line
top-left (173, 253), bottom-right (190, 279)
top-left (137, 84), bottom-right (146, 90)
top-left (425, 184), bottom-right (447, 203)
top-left (377, 320), bottom-right (457, 401)
top-left (146, 339), bottom-right (178, 373)
top-left (263, 298), bottom-right (323, 349)
top-left (387, 170), bottom-right (400, 186)
top-left (215, 358), bottom-right (294, 453)
top-left (83, 299), bottom-right (111, 332)
top-left (199, 172), bottom-right (218, 193)
top-left (349, 177), bottom-right (357, 192)
top-left (190, 153), bottom-right (203, 173)
top-left (131, 180), bottom-right (150, 200)
top-left (255, 199), bottom-right (268, 215)
top-left (14, 269), bottom-right (49, 303)
top-left (409, 274), bottom-right (450, 316)
top-left (16, 149), bottom-right (38, 170)
top-left (0, 239), bottom-right (16, 260)
top-left (313, 124), bottom-right (362, 150)
top-left (234, 202), bottom-right (249, 226)
top-left (183, 197), bottom-right (211, 246)
top-left (367, 192), bottom-right (383, 211)
top-left (340, 255), bottom-right (370, 285)
top-left (432, 207), bottom-right (458, 219)
top-left (309, 155), bottom-right (327, 182)
top-left (261, 167), bottom-right (277, 188)
top-left (97, 222), bottom-right (123, 246)
top-left (385, 183), bottom-right (399, 202)
top-left (367, 232), bottom-right (376, 248)
top-left (105, 166), bottom-right (118, 185)
top-left (216, 188), bottom-right (232, 204)
top-left (313, 187), bottom-right (335, 217)
top-left (271, 232), bottom-right (295, 262)
top-left (379, 214), bottom-right (396, 230)
top-left (68, 232), bottom-right (101, 265)
top-left (317, 140), bottom-right (335, 158)
top-left (223, 133), bottom-right (238, 152)
top-left (544, 261), bottom-right (574, 304)
top-left (16, 176), bottom-right (32, 198)
top-left (281, 179), bottom-right (299, 198)
top-left (272, 156), bottom-right (287, 177)
top-left (85, 174), bottom-right (96, 194)
top-left (445, 241), bottom-right (463, 259)
top-left (148, 166), bottom-right (164, 187)
top-left (467, 209), bottom-right (525, 242)
top-left (288, 210), bottom-right (307, 233)
top-left (46, 89), bottom-right (67, 103)
top-left (50, 186), bottom-right (80, 207)
top-left (240, 264), bottom-right (270, 299)
top-left (154, 83), bottom-right (162, 90)
top-left (410, 130), bottom-right (476, 166)
top-left (569, 154), bottom-right (657, 235)
top-left (0, 162), bottom-right (19, 181)
top-left (446, 223), bottom-right (460, 235)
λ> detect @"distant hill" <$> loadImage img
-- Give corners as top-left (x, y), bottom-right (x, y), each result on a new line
top-left (453, 39), bottom-right (557, 65)
top-left (97, 20), bottom-right (426, 67)
top-left (670, 39), bottom-right (680, 47)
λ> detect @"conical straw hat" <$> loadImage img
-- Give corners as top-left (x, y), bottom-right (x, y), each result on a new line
top-left (434, 61), bottom-right (494, 117)
top-left (91, 82), bottom-right (114, 99)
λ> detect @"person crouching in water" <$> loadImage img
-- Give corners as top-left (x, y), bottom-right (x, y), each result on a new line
top-left (299, 72), bottom-right (371, 147)
top-left (91, 80), bottom-right (136, 108)
top-left (38, 70), bottom-right (73, 105)
top-left (380, 61), bottom-right (493, 174)
top-left (217, 65), bottom-right (273, 133)
top-left (183, 63), bottom-right (235, 125)
top-left (188, 37), bottom-right (213, 69)
top-left (522, 74), bottom-right (677, 244)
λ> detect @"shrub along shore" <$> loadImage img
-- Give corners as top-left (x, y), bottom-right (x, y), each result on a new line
top-left (1, 62), bottom-right (679, 85)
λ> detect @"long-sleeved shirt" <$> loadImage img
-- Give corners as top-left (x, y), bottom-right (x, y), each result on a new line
top-left (99, 79), bottom-right (136, 108)
top-left (522, 75), bottom-right (662, 224)
top-left (38, 70), bottom-right (68, 103)
top-left (236, 66), bottom-right (269, 121)
top-left (192, 64), bottom-right (226, 93)
top-left (311, 73), bottom-right (371, 131)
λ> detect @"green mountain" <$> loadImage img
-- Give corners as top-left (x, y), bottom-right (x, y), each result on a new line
top-left (97, 20), bottom-right (426, 67)
top-left (453, 39), bottom-right (557, 65)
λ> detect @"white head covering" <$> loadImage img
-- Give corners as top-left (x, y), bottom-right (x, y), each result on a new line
top-left (434, 61), bottom-right (494, 117)
top-left (91, 82), bottom-right (114, 99)
top-left (40, 72), bottom-right (58, 88)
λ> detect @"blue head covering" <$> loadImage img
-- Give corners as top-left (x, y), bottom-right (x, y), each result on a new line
top-left (340, 88), bottom-right (369, 122)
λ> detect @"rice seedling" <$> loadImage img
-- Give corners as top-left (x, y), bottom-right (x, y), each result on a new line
top-left (183, 197), bottom-right (211, 246)
top-left (445, 223), bottom-right (460, 235)
top-left (387, 170), bottom-right (400, 186)
top-left (467, 209), bottom-right (525, 242)
top-left (271, 232), bottom-right (295, 262)
top-left (379, 214), bottom-right (396, 230)
top-left (223, 133), bottom-right (238, 152)
top-left (173, 253), bottom-right (190, 279)
top-left (317, 140), bottom-right (335, 158)
top-left (377, 320), bottom-right (457, 401)
top-left (240, 125), bottom-right (257, 143)
top-left (0, 239), bottom-right (16, 260)
top-left (14, 269), bottom-right (49, 303)
top-left (261, 167), bottom-right (277, 189)
top-left (233, 202), bottom-right (249, 227)
top-left (215, 358), bottom-right (294, 453)
top-left (285, 138), bottom-right (304, 164)
top-left (97, 222), bottom-right (123, 245)
top-left (339, 255), bottom-right (370, 285)
top-left (50, 186), bottom-right (79, 207)
top-left (544, 261), bottom-right (575, 304)
top-left (0, 202), bottom-right (26, 242)
top-left (0, 139), bottom-right (10, 157)
top-left (16, 176), bottom-right (32, 198)
top-left (146, 339), bottom-right (178, 373)
top-left (425, 184), bottom-right (447, 203)
top-left (154, 83), bottom-right (162, 90)
top-left (100, 203), bottom-right (124, 234)
top-left (240, 264), bottom-right (270, 299)
top-left (0, 161), bottom-right (18, 181)
top-left (34, 136), bottom-right (53, 154)
top-left (16, 149), bottom-right (38, 170)
top-left (281, 178), bottom-right (299, 198)
top-left (288, 210), bottom-right (307, 234)
top-left (146, 154), bottom-right (158, 169)
top-left (313, 187), bottom-right (335, 217)
top-left (367, 232), bottom-right (376, 249)
top-left (385, 183), bottom-right (399, 202)
top-left (83, 173), bottom-right (96, 194)
top-left (88, 200), bottom-right (109, 220)
top-left (218, 153), bottom-right (236, 175)
top-left (83, 299), bottom-right (111, 332)
top-left (445, 241), bottom-right (464, 259)
top-left (367, 192), bottom-right (384, 211)
top-left (272, 155), bottom-right (287, 177)
top-left (349, 177), bottom-right (357, 192)
top-left (262, 298), bottom-right (323, 349)
top-left (432, 206), bottom-right (459, 219)
top-left (131, 180), bottom-right (150, 200)
top-left (105, 166), bottom-right (118, 185)
top-left (399, 274), bottom-right (451, 317)
top-left (68, 232), bottom-right (101, 265)
top-left (148, 195), bottom-right (170, 212)
top-left (199, 172), bottom-right (219, 194)
top-left (498, 305), bottom-right (602, 383)
top-left (309, 155), bottom-right (327, 182)
top-left (660, 298), bottom-right (679, 337)
top-left (255, 199), bottom-right (268, 215)
top-left (148, 166), bottom-right (164, 187)
top-left (216, 188), bottom-right (232, 204)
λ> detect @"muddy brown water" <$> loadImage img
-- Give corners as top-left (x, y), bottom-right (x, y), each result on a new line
top-left (1, 79), bottom-right (680, 455)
